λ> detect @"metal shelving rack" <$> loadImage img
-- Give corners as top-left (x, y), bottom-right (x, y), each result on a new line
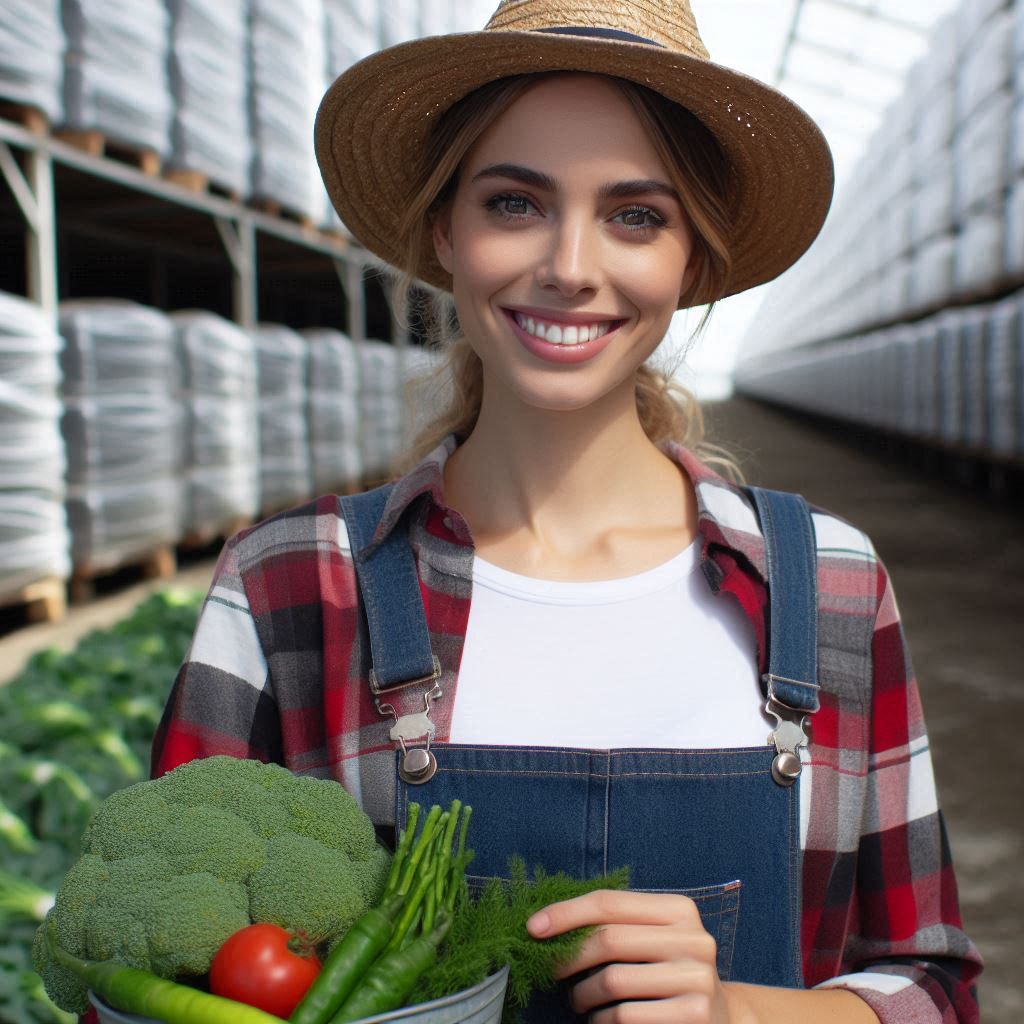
top-left (0, 112), bottom-right (413, 346)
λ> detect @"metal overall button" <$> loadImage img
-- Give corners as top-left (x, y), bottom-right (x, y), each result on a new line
top-left (766, 698), bottom-right (810, 788)
top-left (376, 658), bottom-right (442, 786)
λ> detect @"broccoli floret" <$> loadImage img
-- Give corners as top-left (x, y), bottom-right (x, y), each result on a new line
top-left (32, 908), bottom-right (89, 1016)
top-left (282, 774), bottom-right (376, 858)
top-left (249, 834), bottom-right (377, 944)
top-left (36, 756), bottom-right (391, 1013)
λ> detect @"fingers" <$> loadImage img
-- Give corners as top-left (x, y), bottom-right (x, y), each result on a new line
top-left (553, 922), bottom-right (717, 979)
top-left (528, 889), bottom-right (703, 938)
top-left (571, 961), bottom-right (718, 1014)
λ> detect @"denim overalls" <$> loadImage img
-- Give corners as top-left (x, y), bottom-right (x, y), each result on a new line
top-left (340, 485), bottom-right (818, 1017)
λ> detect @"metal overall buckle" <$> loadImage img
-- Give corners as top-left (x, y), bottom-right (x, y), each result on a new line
top-left (764, 675), bottom-right (812, 787)
top-left (372, 656), bottom-right (442, 785)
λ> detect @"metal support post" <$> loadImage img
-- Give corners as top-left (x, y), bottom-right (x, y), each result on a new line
top-left (215, 215), bottom-right (258, 330)
top-left (0, 141), bottom-right (58, 317)
top-left (336, 257), bottom-right (368, 480)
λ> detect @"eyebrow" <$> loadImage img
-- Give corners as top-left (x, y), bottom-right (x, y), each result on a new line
top-left (470, 162), bottom-right (680, 203)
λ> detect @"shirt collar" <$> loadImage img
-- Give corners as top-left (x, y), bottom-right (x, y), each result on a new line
top-left (370, 433), bottom-right (769, 585)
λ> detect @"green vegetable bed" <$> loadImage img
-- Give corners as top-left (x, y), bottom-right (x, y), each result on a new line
top-left (0, 587), bottom-right (205, 1024)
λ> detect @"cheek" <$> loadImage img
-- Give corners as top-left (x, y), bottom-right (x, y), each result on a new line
top-left (449, 209), bottom-right (536, 298)
top-left (616, 247), bottom-right (688, 322)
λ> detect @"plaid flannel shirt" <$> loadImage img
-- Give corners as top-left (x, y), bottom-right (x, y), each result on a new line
top-left (152, 434), bottom-right (982, 1024)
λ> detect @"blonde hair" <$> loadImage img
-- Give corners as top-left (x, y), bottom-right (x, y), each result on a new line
top-left (391, 71), bottom-right (744, 482)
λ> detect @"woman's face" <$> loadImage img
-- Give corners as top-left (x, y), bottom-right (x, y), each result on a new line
top-left (432, 73), bottom-right (696, 417)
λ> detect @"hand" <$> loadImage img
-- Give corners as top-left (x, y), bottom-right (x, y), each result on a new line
top-left (526, 889), bottom-right (744, 1024)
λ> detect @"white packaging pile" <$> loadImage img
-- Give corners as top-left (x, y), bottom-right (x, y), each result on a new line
top-left (735, 288), bottom-right (1024, 460)
top-left (172, 311), bottom-right (260, 535)
top-left (359, 339), bottom-right (401, 479)
top-left (58, 301), bottom-right (184, 569)
top-left (61, 0), bottom-right (171, 156)
top-left (0, 292), bottom-right (70, 594)
top-left (254, 325), bottom-right (311, 513)
top-left (0, 0), bottom-right (64, 121)
top-left (166, 0), bottom-right (250, 196)
top-left (302, 328), bottom-right (362, 493)
top-left (323, 0), bottom-right (378, 78)
top-left (249, 0), bottom-right (327, 221)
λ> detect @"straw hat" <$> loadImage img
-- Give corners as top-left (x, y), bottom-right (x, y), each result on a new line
top-left (315, 0), bottom-right (835, 307)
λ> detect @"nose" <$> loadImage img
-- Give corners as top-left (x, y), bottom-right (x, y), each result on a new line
top-left (536, 211), bottom-right (600, 297)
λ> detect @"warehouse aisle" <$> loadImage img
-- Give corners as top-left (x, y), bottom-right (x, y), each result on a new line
top-left (706, 395), bottom-right (1022, 1023)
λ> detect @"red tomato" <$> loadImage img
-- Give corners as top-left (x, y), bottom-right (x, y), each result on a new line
top-left (209, 923), bottom-right (321, 1018)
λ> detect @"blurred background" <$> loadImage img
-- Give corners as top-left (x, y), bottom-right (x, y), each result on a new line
top-left (0, 1), bottom-right (1020, 1022)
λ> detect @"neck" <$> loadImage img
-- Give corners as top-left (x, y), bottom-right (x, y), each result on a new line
top-left (442, 372), bottom-right (696, 571)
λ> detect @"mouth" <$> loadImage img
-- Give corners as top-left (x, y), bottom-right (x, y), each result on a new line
top-left (503, 309), bottom-right (626, 346)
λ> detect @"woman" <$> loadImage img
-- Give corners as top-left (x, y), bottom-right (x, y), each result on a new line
top-left (153, 3), bottom-right (982, 1022)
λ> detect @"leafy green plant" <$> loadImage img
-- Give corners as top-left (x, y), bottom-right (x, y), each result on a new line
top-left (0, 587), bottom-right (204, 1024)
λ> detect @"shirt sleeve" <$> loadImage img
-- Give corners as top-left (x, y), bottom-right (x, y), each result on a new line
top-left (150, 532), bottom-right (283, 778)
top-left (812, 554), bottom-right (983, 1023)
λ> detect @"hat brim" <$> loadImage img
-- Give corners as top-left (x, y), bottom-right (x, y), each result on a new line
top-left (315, 30), bottom-right (835, 307)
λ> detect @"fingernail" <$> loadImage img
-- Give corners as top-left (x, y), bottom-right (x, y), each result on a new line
top-left (526, 911), bottom-right (550, 936)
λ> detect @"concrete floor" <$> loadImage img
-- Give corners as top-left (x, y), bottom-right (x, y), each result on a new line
top-left (1, 396), bottom-right (1019, 1018)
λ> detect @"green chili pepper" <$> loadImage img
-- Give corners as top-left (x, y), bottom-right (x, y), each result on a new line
top-left (327, 917), bottom-right (451, 1024)
top-left (45, 922), bottom-right (285, 1024)
top-left (288, 898), bottom-right (401, 1024)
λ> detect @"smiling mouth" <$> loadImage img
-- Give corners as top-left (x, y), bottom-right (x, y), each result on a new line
top-left (505, 309), bottom-right (625, 346)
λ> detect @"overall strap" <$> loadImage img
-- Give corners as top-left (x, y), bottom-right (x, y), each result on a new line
top-left (339, 484), bottom-right (438, 694)
top-left (745, 486), bottom-right (820, 714)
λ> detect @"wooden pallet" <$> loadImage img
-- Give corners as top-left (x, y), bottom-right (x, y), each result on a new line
top-left (55, 129), bottom-right (162, 176)
top-left (0, 101), bottom-right (49, 136)
top-left (179, 514), bottom-right (253, 551)
top-left (164, 166), bottom-right (242, 203)
top-left (69, 544), bottom-right (176, 605)
top-left (0, 576), bottom-right (66, 625)
top-left (250, 196), bottom-right (316, 230)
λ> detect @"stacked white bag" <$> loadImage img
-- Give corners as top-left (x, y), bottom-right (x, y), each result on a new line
top-left (254, 325), bottom-right (312, 512)
top-left (359, 339), bottom-right (401, 479)
top-left (0, 0), bottom-right (64, 121)
top-left (166, 0), bottom-right (250, 196)
top-left (61, 0), bottom-right (171, 156)
top-left (302, 328), bottom-right (362, 493)
top-left (249, 0), bottom-right (328, 221)
top-left (58, 301), bottom-right (184, 569)
top-left (172, 312), bottom-right (260, 535)
top-left (0, 292), bottom-right (70, 594)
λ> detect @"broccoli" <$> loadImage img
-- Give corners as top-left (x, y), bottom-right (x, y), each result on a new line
top-left (35, 755), bottom-right (391, 1013)
top-left (249, 833), bottom-right (390, 943)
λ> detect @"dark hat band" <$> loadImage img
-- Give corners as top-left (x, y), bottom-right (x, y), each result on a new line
top-left (534, 25), bottom-right (663, 46)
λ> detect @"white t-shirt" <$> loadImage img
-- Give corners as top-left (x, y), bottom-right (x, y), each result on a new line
top-left (447, 540), bottom-right (771, 749)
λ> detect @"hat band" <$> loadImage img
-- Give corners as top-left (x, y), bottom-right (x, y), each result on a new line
top-left (533, 25), bottom-right (663, 47)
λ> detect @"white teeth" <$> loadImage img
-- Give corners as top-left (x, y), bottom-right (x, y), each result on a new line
top-left (512, 312), bottom-right (615, 345)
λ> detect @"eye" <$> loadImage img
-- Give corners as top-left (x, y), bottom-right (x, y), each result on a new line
top-left (613, 206), bottom-right (667, 233)
top-left (483, 191), bottom-right (536, 221)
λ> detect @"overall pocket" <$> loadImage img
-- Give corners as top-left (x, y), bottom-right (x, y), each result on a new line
top-left (465, 874), bottom-right (743, 987)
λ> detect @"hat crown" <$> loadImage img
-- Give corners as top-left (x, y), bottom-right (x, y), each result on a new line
top-left (485, 0), bottom-right (711, 60)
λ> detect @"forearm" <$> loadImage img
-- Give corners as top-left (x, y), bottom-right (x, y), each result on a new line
top-left (726, 981), bottom-right (880, 1024)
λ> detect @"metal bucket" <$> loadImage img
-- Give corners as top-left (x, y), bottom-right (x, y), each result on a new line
top-left (88, 964), bottom-right (510, 1024)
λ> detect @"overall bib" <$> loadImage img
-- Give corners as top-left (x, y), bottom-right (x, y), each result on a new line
top-left (340, 486), bottom-right (819, 1019)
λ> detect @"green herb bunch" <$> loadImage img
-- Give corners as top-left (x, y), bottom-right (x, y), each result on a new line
top-left (411, 857), bottom-right (629, 1023)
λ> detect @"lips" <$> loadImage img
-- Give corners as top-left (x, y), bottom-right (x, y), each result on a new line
top-left (501, 308), bottom-right (623, 365)
top-left (508, 310), bottom-right (623, 346)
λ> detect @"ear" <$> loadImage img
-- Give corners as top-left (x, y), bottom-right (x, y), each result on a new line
top-left (432, 204), bottom-right (454, 275)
